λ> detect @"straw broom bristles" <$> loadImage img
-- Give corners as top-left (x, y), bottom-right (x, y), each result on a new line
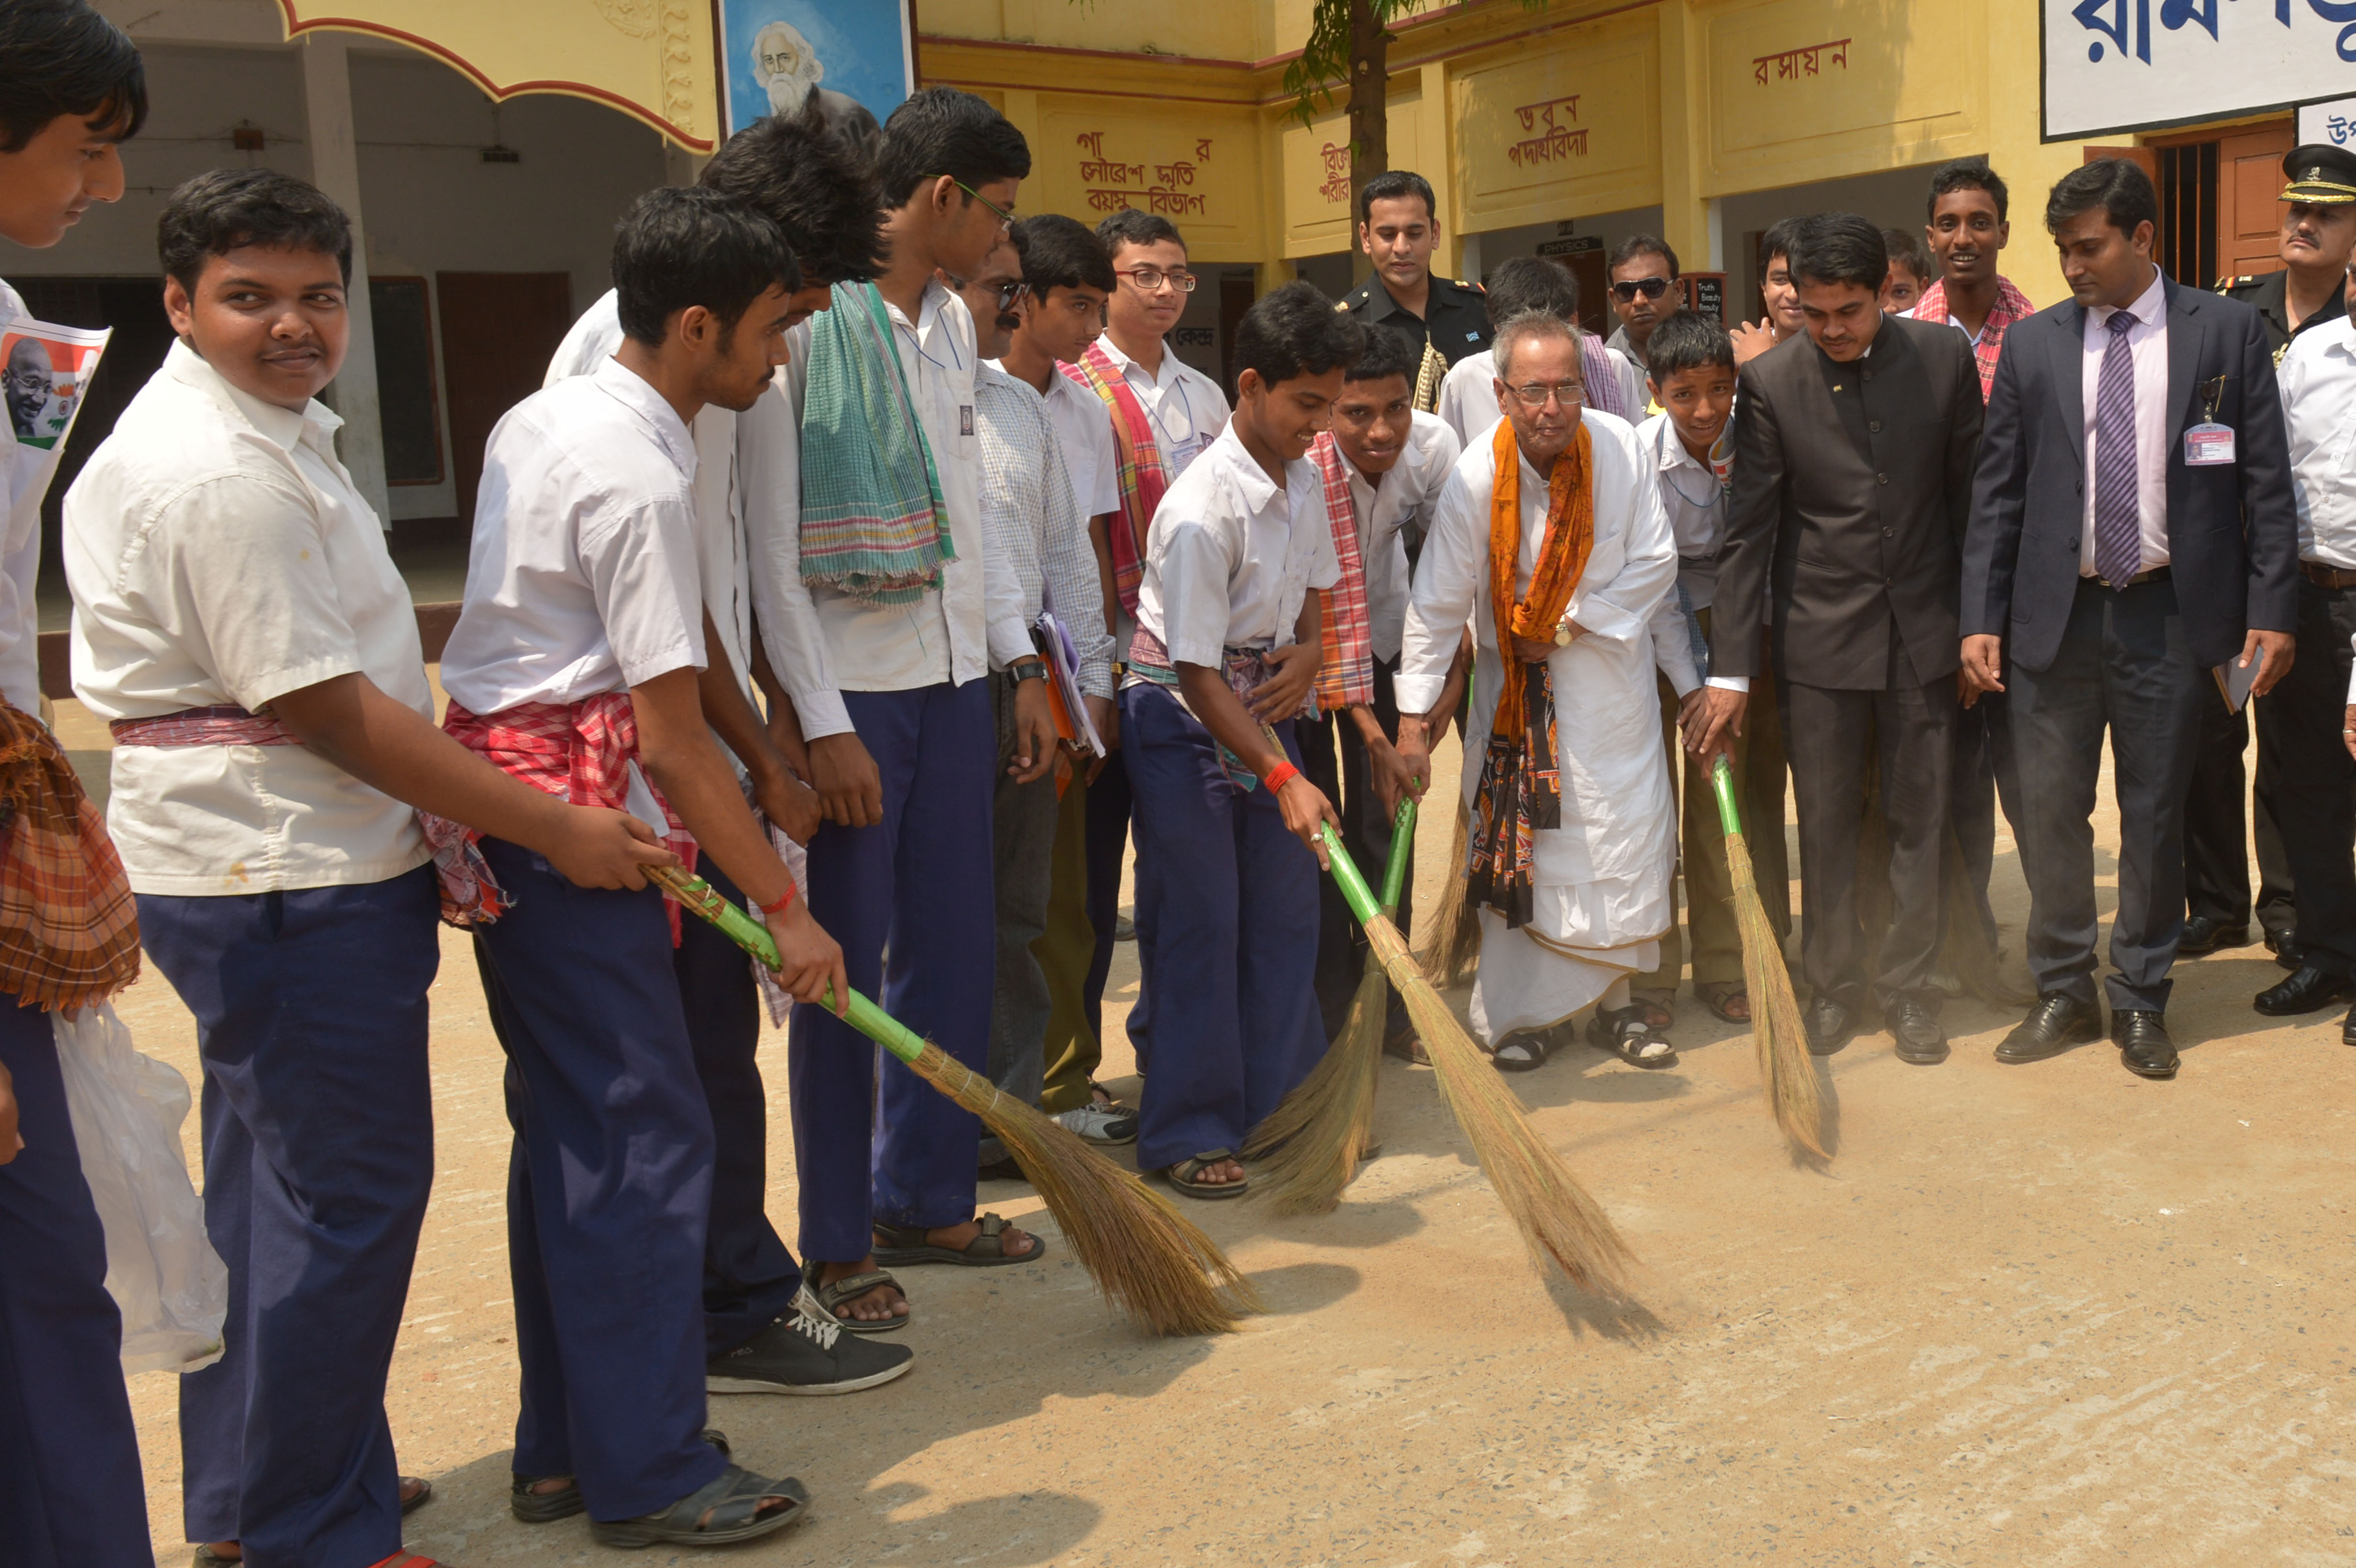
top-left (1312, 827), bottom-right (1636, 1299)
top-left (1416, 795), bottom-right (1483, 988)
top-left (647, 865), bottom-right (1260, 1336)
top-left (1709, 756), bottom-right (1827, 1161)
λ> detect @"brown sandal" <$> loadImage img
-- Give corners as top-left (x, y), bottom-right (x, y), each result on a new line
top-left (1697, 980), bottom-right (1751, 1024)
top-left (1164, 1150), bottom-right (1250, 1199)
top-left (872, 1214), bottom-right (1047, 1266)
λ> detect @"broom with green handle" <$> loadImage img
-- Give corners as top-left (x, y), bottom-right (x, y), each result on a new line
top-left (1709, 753), bottom-right (1828, 1160)
top-left (1244, 796), bottom-right (1416, 1213)
top-left (644, 864), bottom-right (1260, 1337)
top-left (1294, 821), bottom-right (1636, 1297)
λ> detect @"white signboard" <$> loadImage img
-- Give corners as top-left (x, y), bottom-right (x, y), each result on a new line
top-left (2301, 93), bottom-right (2356, 147)
top-left (2044, 0), bottom-right (2356, 141)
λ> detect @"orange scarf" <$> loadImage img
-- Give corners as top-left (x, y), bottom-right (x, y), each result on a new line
top-left (1484, 416), bottom-right (1594, 749)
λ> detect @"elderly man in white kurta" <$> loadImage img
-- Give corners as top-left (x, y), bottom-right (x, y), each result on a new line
top-left (1396, 310), bottom-right (1681, 1070)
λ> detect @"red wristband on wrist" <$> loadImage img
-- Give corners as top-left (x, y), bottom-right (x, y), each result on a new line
top-left (1263, 761), bottom-right (1301, 795)
top-left (758, 883), bottom-right (796, 916)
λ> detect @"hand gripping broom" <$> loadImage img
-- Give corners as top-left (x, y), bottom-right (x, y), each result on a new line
top-left (1708, 754), bottom-right (1828, 1160)
top-left (1296, 824), bottom-right (1636, 1298)
top-left (1243, 797), bottom-right (1416, 1212)
top-left (646, 865), bottom-right (1261, 1337)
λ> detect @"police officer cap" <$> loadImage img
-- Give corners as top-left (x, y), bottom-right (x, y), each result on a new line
top-left (2280, 144), bottom-right (2356, 206)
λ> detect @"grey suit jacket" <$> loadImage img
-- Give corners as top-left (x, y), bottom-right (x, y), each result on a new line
top-left (1960, 274), bottom-right (2298, 674)
top-left (1709, 315), bottom-right (1984, 689)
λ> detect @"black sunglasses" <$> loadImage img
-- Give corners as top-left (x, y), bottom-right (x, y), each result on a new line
top-left (1610, 276), bottom-right (1672, 302)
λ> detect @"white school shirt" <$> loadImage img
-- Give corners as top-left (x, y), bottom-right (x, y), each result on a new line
top-left (2278, 314), bottom-right (2356, 569)
top-left (1434, 346), bottom-right (1648, 450)
top-left (737, 282), bottom-right (1032, 742)
top-left (1092, 333), bottom-right (1230, 479)
top-left (438, 356), bottom-right (706, 713)
top-left (0, 279), bottom-right (46, 714)
top-left (546, 290), bottom-right (754, 703)
top-left (1131, 422), bottom-right (1340, 673)
top-left (1336, 412), bottom-right (1460, 662)
top-left (972, 362), bottom-right (1114, 697)
top-left (64, 341), bottom-right (433, 894)
top-left (1636, 410), bottom-right (1733, 610)
top-left (2080, 267), bottom-right (2171, 577)
top-left (993, 358), bottom-right (1120, 522)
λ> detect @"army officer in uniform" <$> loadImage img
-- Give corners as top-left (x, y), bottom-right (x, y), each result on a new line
top-left (1339, 169), bottom-right (1491, 411)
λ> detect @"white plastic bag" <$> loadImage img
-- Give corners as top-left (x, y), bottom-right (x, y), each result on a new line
top-left (52, 1002), bottom-right (227, 1374)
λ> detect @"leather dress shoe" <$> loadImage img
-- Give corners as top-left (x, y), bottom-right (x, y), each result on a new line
top-left (2342, 1004), bottom-right (2356, 1049)
top-left (1888, 998), bottom-right (1948, 1064)
top-left (2254, 965), bottom-right (2356, 1016)
top-left (1803, 995), bottom-right (1857, 1056)
top-left (2177, 916), bottom-right (2249, 956)
top-left (1995, 992), bottom-right (2103, 1064)
top-left (2111, 1010), bottom-right (2179, 1079)
top-left (2270, 926), bottom-right (2303, 971)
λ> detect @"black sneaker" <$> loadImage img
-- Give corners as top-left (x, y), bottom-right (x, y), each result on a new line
top-left (707, 1296), bottom-right (915, 1396)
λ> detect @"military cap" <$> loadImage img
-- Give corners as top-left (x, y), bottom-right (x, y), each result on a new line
top-left (2281, 144), bottom-right (2356, 205)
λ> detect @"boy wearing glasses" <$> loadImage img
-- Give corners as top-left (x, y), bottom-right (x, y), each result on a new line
top-left (1094, 209), bottom-right (1229, 479)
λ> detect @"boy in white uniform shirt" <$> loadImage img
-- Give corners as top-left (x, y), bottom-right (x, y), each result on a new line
top-left (1122, 282), bottom-right (1356, 1199)
top-left (440, 187), bottom-right (843, 1549)
top-left (536, 102), bottom-right (912, 1399)
top-left (1094, 209), bottom-right (1231, 479)
top-left (66, 170), bottom-right (677, 1568)
top-left (993, 214), bottom-right (1134, 1138)
top-left (737, 88), bottom-right (1047, 1334)
top-left (1296, 324), bottom-right (1460, 1057)
top-left (0, 9), bottom-right (150, 1565)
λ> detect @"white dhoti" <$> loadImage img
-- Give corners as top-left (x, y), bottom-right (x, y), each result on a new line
top-left (1399, 412), bottom-right (1681, 1045)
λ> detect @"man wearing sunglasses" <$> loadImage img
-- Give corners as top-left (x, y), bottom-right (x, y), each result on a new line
top-left (1337, 169), bottom-right (1492, 411)
top-left (1603, 235), bottom-right (1680, 370)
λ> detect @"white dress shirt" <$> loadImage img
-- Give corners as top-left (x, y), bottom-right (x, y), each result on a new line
top-left (1092, 333), bottom-right (1230, 479)
top-left (972, 362), bottom-right (1113, 697)
top-left (738, 282), bottom-right (1031, 742)
top-left (1132, 422), bottom-right (1340, 672)
top-left (1337, 411), bottom-right (1460, 662)
top-left (997, 359), bottom-right (1120, 522)
top-left (0, 280), bottom-right (49, 714)
top-left (64, 341), bottom-right (434, 894)
top-left (1434, 346), bottom-right (1647, 450)
top-left (546, 289), bottom-right (754, 702)
top-left (2278, 314), bottom-right (2356, 569)
top-left (439, 356), bottom-right (706, 713)
top-left (2080, 267), bottom-right (2172, 578)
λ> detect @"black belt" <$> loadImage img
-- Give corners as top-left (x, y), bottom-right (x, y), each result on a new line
top-left (2086, 565), bottom-right (2170, 591)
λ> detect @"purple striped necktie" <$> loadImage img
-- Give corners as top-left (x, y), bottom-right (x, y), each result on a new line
top-left (2093, 310), bottom-right (2142, 586)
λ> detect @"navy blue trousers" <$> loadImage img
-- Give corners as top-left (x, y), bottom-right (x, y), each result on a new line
top-left (472, 838), bottom-right (726, 1521)
top-left (790, 680), bottom-right (994, 1263)
top-left (472, 856), bottom-right (797, 1359)
top-left (1120, 684), bottom-right (1325, 1172)
top-left (141, 867), bottom-right (440, 1568)
top-left (0, 1001), bottom-right (151, 1568)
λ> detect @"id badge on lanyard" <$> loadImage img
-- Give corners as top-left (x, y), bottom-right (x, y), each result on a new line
top-left (2184, 373), bottom-right (2235, 468)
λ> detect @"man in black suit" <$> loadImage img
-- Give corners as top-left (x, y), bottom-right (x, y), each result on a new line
top-left (1961, 158), bottom-right (2299, 1080)
top-left (1693, 213), bottom-right (1984, 1064)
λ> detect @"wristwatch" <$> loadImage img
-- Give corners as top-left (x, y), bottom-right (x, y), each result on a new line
top-left (1011, 658), bottom-right (1048, 684)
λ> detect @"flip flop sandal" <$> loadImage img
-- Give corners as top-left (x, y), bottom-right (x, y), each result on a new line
top-left (1697, 981), bottom-right (1751, 1024)
top-left (809, 1269), bottom-right (910, 1334)
top-left (1587, 1005), bottom-right (1679, 1069)
top-left (514, 1431), bottom-right (732, 1524)
top-left (1163, 1149), bottom-right (1250, 1199)
top-left (587, 1463), bottom-right (808, 1549)
top-left (1382, 1024), bottom-right (1430, 1064)
top-left (872, 1214), bottom-right (1050, 1266)
top-left (1491, 1026), bottom-right (1557, 1071)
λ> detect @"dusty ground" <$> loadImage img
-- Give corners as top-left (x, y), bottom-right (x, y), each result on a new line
top-left (73, 691), bottom-right (2356, 1568)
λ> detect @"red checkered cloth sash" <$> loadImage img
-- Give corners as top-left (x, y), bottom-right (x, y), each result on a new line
top-left (1061, 344), bottom-right (1169, 618)
top-left (0, 701), bottom-right (140, 1010)
top-left (109, 705), bottom-right (509, 929)
top-left (1911, 278), bottom-right (2036, 403)
top-left (1308, 433), bottom-right (1374, 711)
top-left (440, 692), bottom-right (698, 943)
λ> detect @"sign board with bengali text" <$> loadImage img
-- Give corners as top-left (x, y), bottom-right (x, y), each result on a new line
top-left (1031, 105), bottom-right (1265, 263)
top-left (1453, 16), bottom-right (1660, 234)
top-left (2300, 94), bottom-right (2356, 149)
top-left (2043, 0), bottom-right (2356, 141)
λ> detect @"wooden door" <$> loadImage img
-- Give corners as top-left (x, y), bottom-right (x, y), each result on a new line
top-left (435, 272), bottom-right (575, 526)
top-left (2219, 124), bottom-right (2296, 277)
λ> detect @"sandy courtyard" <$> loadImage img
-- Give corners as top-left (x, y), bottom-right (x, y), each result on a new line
top-left (67, 695), bottom-right (2355, 1568)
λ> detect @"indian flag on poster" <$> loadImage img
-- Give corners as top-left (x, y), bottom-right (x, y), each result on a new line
top-left (2, 315), bottom-right (109, 525)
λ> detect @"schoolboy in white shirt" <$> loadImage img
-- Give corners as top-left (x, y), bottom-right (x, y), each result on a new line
top-left (1094, 209), bottom-right (1232, 479)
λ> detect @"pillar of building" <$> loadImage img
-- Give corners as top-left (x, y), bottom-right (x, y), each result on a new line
top-left (299, 32), bottom-right (391, 528)
top-left (1982, 0), bottom-right (2090, 308)
top-left (1656, 0), bottom-right (1717, 277)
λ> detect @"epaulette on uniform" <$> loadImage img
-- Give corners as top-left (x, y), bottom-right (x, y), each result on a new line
top-left (2214, 275), bottom-right (2254, 293)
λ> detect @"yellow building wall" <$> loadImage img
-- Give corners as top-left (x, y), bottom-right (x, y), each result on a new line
top-left (924, 0), bottom-right (2098, 304)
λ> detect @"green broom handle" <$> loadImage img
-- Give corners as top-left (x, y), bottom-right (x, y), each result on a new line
top-left (1379, 797), bottom-right (1417, 919)
top-left (1709, 752), bottom-right (1744, 838)
top-left (653, 869), bottom-right (925, 1067)
top-left (1316, 822), bottom-right (1382, 928)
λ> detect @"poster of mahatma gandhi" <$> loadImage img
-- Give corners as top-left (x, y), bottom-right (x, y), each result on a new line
top-left (2, 316), bottom-right (108, 531)
top-left (717, 1), bottom-right (915, 139)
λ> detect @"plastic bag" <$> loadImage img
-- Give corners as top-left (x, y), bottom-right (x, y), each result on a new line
top-left (750, 823), bottom-right (811, 1027)
top-left (52, 1002), bottom-right (227, 1375)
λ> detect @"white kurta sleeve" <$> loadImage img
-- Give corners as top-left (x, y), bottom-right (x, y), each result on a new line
top-left (1564, 425), bottom-right (1676, 649)
top-left (1397, 457), bottom-right (1487, 712)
